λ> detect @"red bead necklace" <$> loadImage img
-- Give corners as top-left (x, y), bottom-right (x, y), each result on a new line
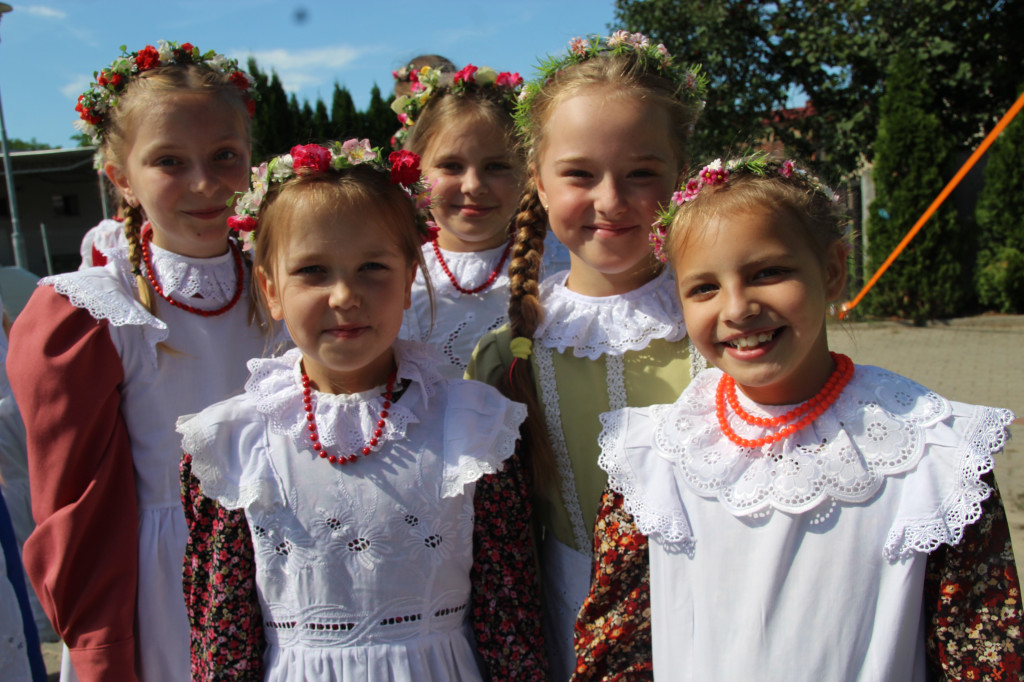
top-left (141, 230), bottom-right (244, 317)
top-left (716, 352), bottom-right (854, 449)
top-left (301, 368), bottom-right (396, 466)
top-left (431, 237), bottom-right (512, 295)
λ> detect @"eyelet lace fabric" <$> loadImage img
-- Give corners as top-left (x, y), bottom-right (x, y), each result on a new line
top-left (599, 364), bottom-right (1014, 559)
top-left (534, 269), bottom-right (686, 359)
top-left (422, 241), bottom-right (511, 297)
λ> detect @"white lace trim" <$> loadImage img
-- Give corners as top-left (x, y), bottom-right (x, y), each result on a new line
top-left (144, 239), bottom-right (240, 310)
top-left (600, 365), bottom-right (1015, 559)
top-left (534, 268), bottom-right (686, 359)
top-left (245, 341), bottom-right (444, 455)
top-left (421, 240), bottom-right (511, 297)
top-left (535, 343), bottom-right (629, 550)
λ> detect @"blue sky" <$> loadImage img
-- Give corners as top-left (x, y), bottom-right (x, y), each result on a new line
top-left (0, 1), bottom-right (619, 148)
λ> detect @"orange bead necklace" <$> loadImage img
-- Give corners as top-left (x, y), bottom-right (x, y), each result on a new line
top-left (716, 352), bottom-right (854, 449)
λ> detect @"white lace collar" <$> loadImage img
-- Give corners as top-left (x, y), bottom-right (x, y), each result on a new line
top-left (535, 268), bottom-right (686, 359)
top-left (245, 340), bottom-right (444, 455)
top-left (420, 240), bottom-right (511, 296)
top-left (652, 365), bottom-right (991, 519)
top-left (140, 238), bottom-right (241, 309)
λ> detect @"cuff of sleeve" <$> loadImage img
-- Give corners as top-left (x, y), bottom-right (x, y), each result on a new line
top-left (67, 637), bottom-right (138, 682)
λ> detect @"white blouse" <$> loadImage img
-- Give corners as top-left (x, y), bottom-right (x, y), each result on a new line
top-left (179, 341), bottom-right (527, 681)
top-left (599, 364), bottom-right (1014, 681)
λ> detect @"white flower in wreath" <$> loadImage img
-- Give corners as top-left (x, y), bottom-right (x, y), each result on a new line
top-left (312, 505), bottom-right (391, 573)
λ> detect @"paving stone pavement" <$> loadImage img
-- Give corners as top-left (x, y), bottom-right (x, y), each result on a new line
top-left (40, 315), bottom-right (1024, 678)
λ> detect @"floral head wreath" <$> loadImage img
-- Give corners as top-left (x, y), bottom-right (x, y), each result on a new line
top-left (514, 31), bottom-right (708, 145)
top-left (227, 140), bottom-right (438, 245)
top-left (390, 63), bottom-right (524, 148)
top-left (649, 153), bottom-right (841, 262)
top-left (75, 40), bottom-right (257, 150)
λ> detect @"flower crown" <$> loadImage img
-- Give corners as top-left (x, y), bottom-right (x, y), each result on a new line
top-left (649, 153), bottom-right (841, 262)
top-left (390, 63), bottom-right (524, 148)
top-left (75, 40), bottom-right (256, 148)
top-left (514, 31), bottom-right (708, 144)
top-left (227, 140), bottom-right (438, 244)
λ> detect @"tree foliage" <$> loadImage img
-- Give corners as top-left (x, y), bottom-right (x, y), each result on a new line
top-left (247, 61), bottom-right (397, 163)
top-left (974, 84), bottom-right (1024, 313)
top-left (864, 51), bottom-right (966, 321)
top-left (615, 0), bottom-right (1024, 178)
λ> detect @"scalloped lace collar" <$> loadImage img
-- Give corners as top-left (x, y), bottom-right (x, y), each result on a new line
top-left (137, 239), bottom-right (240, 308)
top-left (648, 365), bottom-right (952, 517)
top-left (244, 340), bottom-right (444, 454)
top-left (421, 240), bottom-right (511, 295)
top-left (535, 268), bottom-right (686, 359)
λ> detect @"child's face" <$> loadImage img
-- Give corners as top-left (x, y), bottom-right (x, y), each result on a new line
top-left (672, 209), bottom-right (846, 405)
top-left (422, 117), bottom-right (522, 252)
top-left (105, 92), bottom-right (250, 258)
top-left (259, 203), bottom-right (416, 394)
top-left (535, 88), bottom-right (678, 296)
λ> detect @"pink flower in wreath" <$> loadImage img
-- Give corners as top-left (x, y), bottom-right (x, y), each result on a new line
top-left (290, 144), bottom-right (332, 173)
top-left (135, 45), bottom-right (161, 71)
top-left (388, 150), bottom-right (422, 186)
top-left (454, 64), bottom-right (478, 84)
top-left (699, 159), bottom-right (728, 186)
top-left (496, 71), bottom-right (523, 88)
top-left (779, 159), bottom-right (795, 178)
top-left (681, 178), bottom-right (702, 201)
top-left (569, 37), bottom-right (590, 56)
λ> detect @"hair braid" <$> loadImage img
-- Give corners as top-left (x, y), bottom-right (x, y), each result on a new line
top-left (502, 179), bottom-right (557, 487)
top-left (121, 199), bottom-right (157, 315)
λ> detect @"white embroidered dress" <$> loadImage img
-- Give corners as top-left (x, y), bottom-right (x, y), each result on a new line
top-left (42, 241), bottom-right (267, 681)
top-left (531, 268), bottom-right (690, 680)
top-left (178, 341), bottom-right (526, 681)
top-left (599, 364), bottom-right (1015, 682)
top-left (400, 241), bottom-right (510, 379)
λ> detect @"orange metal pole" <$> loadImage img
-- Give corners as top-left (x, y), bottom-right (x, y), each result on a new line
top-left (840, 90), bottom-right (1024, 319)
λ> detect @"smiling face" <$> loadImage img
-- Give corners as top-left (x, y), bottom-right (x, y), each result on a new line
top-left (672, 207), bottom-right (846, 405)
top-left (258, 196), bottom-right (416, 394)
top-left (421, 116), bottom-right (522, 252)
top-left (105, 91), bottom-right (251, 258)
top-left (535, 87), bottom-right (679, 296)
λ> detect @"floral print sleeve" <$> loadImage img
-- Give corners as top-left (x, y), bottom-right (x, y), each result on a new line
top-left (471, 446), bottom-right (549, 680)
top-left (924, 472), bottom-right (1024, 680)
top-left (181, 453), bottom-right (265, 680)
top-left (572, 487), bottom-right (653, 681)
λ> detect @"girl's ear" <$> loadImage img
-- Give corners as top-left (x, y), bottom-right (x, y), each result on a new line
top-left (824, 241), bottom-right (848, 302)
top-left (256, 265), bottom-right (285, 321)
top-left (403, 262), bottom-right (417, 311)
top-left (104, 162), bottom-right (136, 206)
top-left (532, 165), bottom-right (548, 210)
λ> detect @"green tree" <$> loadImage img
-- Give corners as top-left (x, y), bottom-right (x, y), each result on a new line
top-left (362, 84), bottom-right (395, 149)
top-left (312, 100), bottom-right (330, 141)
top-left (331, 84), bottom-right (360, 140)
top-left (6, 137), bottom-right (52, 151)
top-left (248, 59), bottom-right (295, 162)
top-left (864, 51), bottom-right (966, 322)
top-left (974, 84), bottom-right (1024, 313)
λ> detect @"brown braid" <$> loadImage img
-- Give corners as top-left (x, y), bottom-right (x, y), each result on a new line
top-left (500, 178), bottom-right (557, 488)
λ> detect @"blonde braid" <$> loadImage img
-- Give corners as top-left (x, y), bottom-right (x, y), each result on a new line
top-left (121, 199), bottom-right (157, 315)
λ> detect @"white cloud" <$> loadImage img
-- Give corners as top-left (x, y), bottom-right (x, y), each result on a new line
top-left (61, 75), bottom-right (91, 99)
top-left (232, 45), bottom-right (375, 94)
top-left (23, 5), bottom-right (67, 20)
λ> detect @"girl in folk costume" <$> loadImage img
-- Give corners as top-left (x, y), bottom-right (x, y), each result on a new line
top-left (6, 42), bottom-right (265, 681)
top-left (179, 141), bottom-right (548, 680)
top-left (465, 32), bottom-right (707, 679)
top-left (586, 155), bottom-right (1023, 680)
top-left (394, 62), bottom-right (525, 378)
